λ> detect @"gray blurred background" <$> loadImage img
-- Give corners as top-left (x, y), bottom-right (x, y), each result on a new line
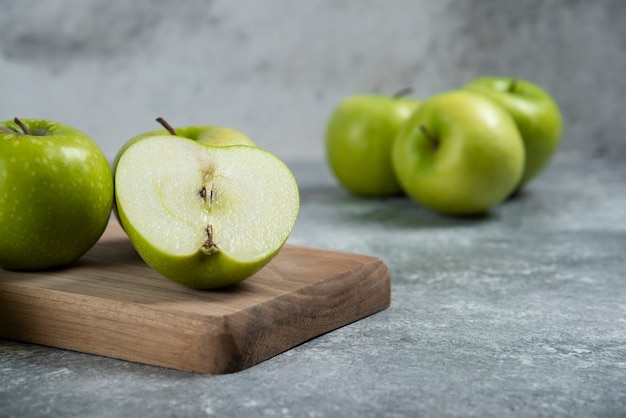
top-left (1, 0), bottom-right (624, 163)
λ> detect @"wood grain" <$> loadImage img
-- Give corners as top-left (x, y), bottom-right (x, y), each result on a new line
top-left (0, 221), bottom-right (390, 374)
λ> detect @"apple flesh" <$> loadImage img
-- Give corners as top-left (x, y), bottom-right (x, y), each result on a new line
top-left (463, 77), bottom-right (563, 188)
top-left (392, 91), bottom-right (525, 215)
top-left (112, 120), bottom-right (256, 225)
top-left (325, 94), bottom-right (420, 196)
top-left (0, 118), bottom-right (113, 270)
top-left (115, 136), bottom-right (299, 289)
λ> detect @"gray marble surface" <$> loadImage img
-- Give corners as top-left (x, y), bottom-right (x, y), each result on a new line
top-left (1, 154), bottom-right (625, 417)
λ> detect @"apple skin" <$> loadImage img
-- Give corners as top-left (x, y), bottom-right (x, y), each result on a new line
top-left (391, 91), bottom-right (525, 215)
top-left (196, 126), bottom-right (256, 147)
top-left (112, 125), bottom-right (254, 171)
top-left (0, 119), bottom-right (113, 270)
top-left (325, 94), bottom-right (420, 197)
top-left (463, 77), bottom-right (563, 188)
top-left (127, 125), bottom-right (255, 147)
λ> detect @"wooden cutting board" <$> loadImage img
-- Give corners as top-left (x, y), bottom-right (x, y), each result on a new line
top-left (0, 221), bottom-right (390, 374)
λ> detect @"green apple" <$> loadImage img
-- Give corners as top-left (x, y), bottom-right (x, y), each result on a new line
top-left (463, 77), bottom-right (563, 188)
top-left (114, 135), bottom-right (300, 289)
top-left (135, 118), bottom-right (256, 147)
top-left (113, 118), bottom-right (255, 170)
top-left (391, 91), bottom-right (525, 215)
top-left (196, 126), bottom-right (256, 147)
top-left (0, 118), bottom-right (113, 270)
top-left (325, 93), bottom-right (420, 196)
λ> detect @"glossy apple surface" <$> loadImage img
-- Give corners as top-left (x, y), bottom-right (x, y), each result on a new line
top-left (325, 94), bottom-right (420, 196)
top-left (392, 91), bottom-right (525, 215)
top-left (115, 136), bottom-right (299, 289)
top-left (0, 118), bottom-right (113, 270)
top-left (464, 77), bottom-right (563, 187)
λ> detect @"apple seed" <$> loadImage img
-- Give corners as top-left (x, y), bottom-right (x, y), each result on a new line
top-left (198, 183), bottom-right (216, 206)
top-left (201, 224), bottom-right (219, 255)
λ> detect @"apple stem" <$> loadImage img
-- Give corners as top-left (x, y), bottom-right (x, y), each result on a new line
top-left (393, 87), bottom-right (414, 99)
top-left (419, 125), bottom-right (439, 152)
top-left (13, 117), bottom-right (31, 135)
top-left (156, 117), bottom-right (177, 136)
top-left (507, 79), bottom-right (518, 93)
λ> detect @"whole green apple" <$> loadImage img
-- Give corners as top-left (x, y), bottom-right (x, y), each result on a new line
top-left (391, 91), bottom-right (525, 215)
top-left (115, 135), bottom-right (300, 289)
top-left (463, 77), bottom-right (563, 188)
top-left (325, 93), bottom-right (420, 196)
top-left (0, 118), bottom-right (113, 270)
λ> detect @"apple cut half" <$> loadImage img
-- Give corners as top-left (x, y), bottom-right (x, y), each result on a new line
top-left (115, 136), bottom-right (300, 289)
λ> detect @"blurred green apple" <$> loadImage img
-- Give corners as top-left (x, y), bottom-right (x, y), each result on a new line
top-left (115, 135), bottom-right (299, 289)
top-left (392, 91), bottom-right (525, 215)
top-left (325, 93), bottom-right (420, 196)
top-left (463, 77), bottom-right (563, 188)
top-left (0, 118), bottom-right (113, 270)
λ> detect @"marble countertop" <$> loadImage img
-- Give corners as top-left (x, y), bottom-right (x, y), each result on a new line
top-left (1, 154), bottom-right (624, 417)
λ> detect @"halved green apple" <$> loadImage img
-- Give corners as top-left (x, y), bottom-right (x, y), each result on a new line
top-left (114, 136), bottom-right (299, 289)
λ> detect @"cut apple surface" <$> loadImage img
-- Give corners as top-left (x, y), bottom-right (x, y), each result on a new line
top-left (115, 136), bottom-right (300, 289)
